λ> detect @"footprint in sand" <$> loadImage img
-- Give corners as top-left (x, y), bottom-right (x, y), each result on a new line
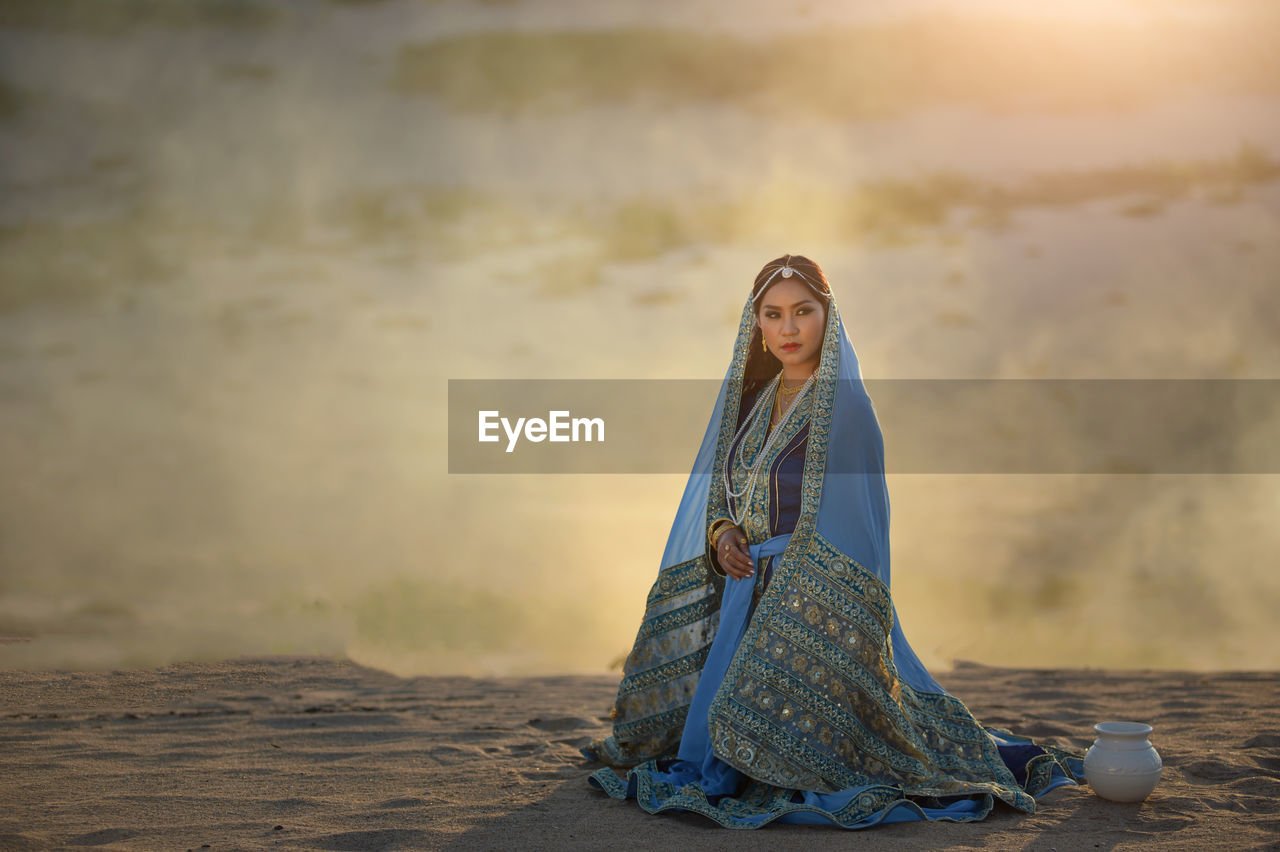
top-left (1127, 815), bottom-right (1196, 833)
top-left (1258, 818), bottom-right (1280, 835)
top-left (526, 716), bottom-right (593, 732)
top-left (1249, 756), bottom-right (1280, 776)
top-left (375, 797), bottom-right (428, 809)
top-left (426, 744), bottom-right (489, 766)
top-left (1182, 758), bottom-right (1253, 784)
top-left (64, 828), bottom-right (139, 846)
top-left (1225, 775), bottom-right (1280, 808)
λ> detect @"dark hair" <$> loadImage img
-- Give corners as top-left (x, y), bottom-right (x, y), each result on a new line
top-left (743, 254), bottom-right (831, 391)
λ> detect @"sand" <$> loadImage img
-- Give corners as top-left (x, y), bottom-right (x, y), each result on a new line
top-left (2, 656), bottom-right (1278, 851)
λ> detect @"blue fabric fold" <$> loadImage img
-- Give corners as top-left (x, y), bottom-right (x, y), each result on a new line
top-left (668, 534), bottom-right (791, 796)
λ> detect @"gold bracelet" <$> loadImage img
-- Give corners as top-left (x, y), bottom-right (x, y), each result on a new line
top-left (707, 522), bottom-right (727, 549)
top-left (707, 519), bottom-right (736, 549)
top-left (711, 516), bottom-right (732, 544)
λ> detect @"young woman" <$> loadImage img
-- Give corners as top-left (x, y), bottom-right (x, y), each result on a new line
top-left (581, 254), bottom-right (1083, 829)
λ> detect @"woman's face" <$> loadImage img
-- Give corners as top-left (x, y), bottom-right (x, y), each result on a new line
top-left (756, 278), bottom-right (826, 374)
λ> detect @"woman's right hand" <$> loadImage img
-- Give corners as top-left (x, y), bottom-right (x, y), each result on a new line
top-left (715, 527), bottom-right (754, 580)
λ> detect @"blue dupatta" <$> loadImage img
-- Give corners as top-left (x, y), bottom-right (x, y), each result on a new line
top-left (582, 292), bottom-right (1082, 828)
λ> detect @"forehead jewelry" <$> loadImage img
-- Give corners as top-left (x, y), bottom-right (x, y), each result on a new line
top-left (751, 263), bottom-right (831, 304)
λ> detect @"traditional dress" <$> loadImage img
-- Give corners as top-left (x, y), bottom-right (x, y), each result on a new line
top-left (580, 290), bottom-right (1085, 829)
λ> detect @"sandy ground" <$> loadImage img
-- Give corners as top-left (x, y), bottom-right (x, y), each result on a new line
top-left (2, 656), bottom-right (1278, 850)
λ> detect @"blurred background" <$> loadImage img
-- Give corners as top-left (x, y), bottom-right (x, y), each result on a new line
top-left (1, 0), bottom-right (1278, 676)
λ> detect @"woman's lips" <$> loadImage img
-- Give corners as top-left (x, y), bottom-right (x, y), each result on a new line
top-left (781, 343), bottom-right (801, 351)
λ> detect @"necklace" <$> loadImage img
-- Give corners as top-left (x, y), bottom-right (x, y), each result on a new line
top-left (777, 381), bottom-right (804, 397)
top-left (723, 369), bottom-right (815, 525)
top-left (724, 373), bottom-right (779, 499)
top-left (771, 375), bottom-right (808, 426)
top-left (770, 391), bottom-right (793, 426)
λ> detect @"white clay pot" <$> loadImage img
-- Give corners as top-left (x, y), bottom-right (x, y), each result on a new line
top-left (1084, 721), bottom-right (1162, 802)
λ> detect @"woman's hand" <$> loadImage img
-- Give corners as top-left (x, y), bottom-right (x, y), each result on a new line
top-left (714, 527), bottom-right (754, 580)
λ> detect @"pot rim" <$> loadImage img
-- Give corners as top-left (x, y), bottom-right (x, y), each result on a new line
top-left (1094, 720), bottom-right (1153, 737)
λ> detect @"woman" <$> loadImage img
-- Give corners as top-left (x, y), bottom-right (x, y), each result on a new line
top-left (580, 254), bottom-right (1083, 829)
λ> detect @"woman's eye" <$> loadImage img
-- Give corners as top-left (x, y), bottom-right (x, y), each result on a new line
top-left (765, 312), bottom-right (780, 319)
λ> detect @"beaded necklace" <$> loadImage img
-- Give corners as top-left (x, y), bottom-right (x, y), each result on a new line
top-left (723, 369), bottom-right (816, 526)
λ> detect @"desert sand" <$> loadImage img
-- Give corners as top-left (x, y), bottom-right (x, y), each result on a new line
top-left (2, 656), bottom-right (1278, 850)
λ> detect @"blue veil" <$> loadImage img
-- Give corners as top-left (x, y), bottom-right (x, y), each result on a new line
top-left (582, 288), bottom-right (1081, 828)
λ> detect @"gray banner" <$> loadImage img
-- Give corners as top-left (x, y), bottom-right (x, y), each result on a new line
top-left (448, 380), bottom-right (1280, 473)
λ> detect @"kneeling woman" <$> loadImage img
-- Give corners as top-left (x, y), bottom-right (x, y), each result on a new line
top-left (581, 254), bottom-right (1083, 829)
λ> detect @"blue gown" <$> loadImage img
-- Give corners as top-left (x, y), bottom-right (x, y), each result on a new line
top-left (583, 297), bottom-right (1084, 829)
top-left (588, 533), bottom-right (1077, 828)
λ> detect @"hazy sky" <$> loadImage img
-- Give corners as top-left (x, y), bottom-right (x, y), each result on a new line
top-left (1, 0), bottom-right (1278, 675)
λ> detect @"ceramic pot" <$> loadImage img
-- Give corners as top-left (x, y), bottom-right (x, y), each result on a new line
top-left (1084, 721), bottom-right (1162, 802)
